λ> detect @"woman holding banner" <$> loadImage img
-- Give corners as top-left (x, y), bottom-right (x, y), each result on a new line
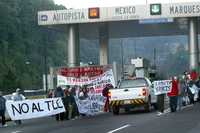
top-left (168, 77), bottom-right (179, 112)
top-left (102, 84), bottom-right (113, 112)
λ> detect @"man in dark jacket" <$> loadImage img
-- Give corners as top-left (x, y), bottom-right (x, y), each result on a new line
top-left (0, 91), bottom-right (6, 127)
top-left (54, 87), bottom-right (64, 121)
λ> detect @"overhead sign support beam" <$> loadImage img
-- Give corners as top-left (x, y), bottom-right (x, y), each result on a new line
top-left (67, 24), bottom-right (80, 67)
top-left (188, 17), bottom-right (199, 70)
top-left (99, 23), bottom-right (109, 65)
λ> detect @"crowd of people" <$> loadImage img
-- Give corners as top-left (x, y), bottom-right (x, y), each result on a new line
top-left (48, 86), bottom-right (79, 121)
top-left (50, 84), bottom-right (113, 121)
top-left (0, 84), bottom-right (113, 127)
top-left (157, 70), bottom-right (200, 114)
top-left (0, 70), bottom-right (199, 127)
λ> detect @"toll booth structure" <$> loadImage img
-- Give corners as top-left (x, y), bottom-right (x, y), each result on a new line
top-left (38, 0), bottom-right (200, 72)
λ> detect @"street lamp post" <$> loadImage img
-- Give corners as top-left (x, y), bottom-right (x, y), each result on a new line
top-left (44, 43), bottom-right (48, 94)
top-left (120, 40), bottom-right (124, 79)
top-left (41, 26), bottom-right (65, 94)
top-left (41, 27), bottom-right (49, 94)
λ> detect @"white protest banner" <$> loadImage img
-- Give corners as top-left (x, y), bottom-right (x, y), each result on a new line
top-left (74, 87), bottom-right (106, 115)
top-left (6, 98), bottom-right (65, 120)
top-left (57, 69), bottom-right (115, 87)
top-left (73, 70), bottom-right (115, 115)
top-left (153, 80), bottom-right (172, 95)
top-left (57, 69), bottom-right (115, 115)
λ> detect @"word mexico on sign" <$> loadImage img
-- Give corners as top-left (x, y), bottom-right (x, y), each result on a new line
top-left (6, 98), bottom-right (65, 120)
top-left (38, 1), bottom-right (200, 25)
top-left (153, 80), bottom-right (172, 95)
top-left (106, 5), bottom-right (145, 21)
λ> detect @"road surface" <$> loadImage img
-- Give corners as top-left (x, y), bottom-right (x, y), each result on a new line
top-left (1, 103), bottom-right (200, 133)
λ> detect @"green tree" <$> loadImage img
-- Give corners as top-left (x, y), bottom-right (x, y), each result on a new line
top-left (0, 0), bottom-right (67, 93)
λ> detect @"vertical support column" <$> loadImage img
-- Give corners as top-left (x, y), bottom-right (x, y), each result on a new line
top-left (67, 24), bottom-right (80, 67)
top-left (112, 61), bottom-right (118, 87)
top-left (99, 23), bottom-right (109, 65)
top-left (188, 17), bottom-right (199, 70)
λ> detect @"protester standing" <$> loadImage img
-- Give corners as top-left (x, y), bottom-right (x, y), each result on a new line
top-left (195, 77), bottom-right (200, 101)
top-left (190, 69), bottom-right (198, 82)
top-left (0, 91), bottom-right (7, 127)
top-left (157, 94), bottom-right (165, 114)
top-left (70, 86), bottom-right (79, 119)
top-left (63, 89), bottom-right (70, 120)
top-left (168, 77), bottom-right (179, 112)
top-left (12, 88), bottom-right (24, 125)
top-left (177, 76), bottom-right (186, 111)
top-left (54, 86), bottom-right (64, 121)
top-left (102, 84), bottom-right (113, 112)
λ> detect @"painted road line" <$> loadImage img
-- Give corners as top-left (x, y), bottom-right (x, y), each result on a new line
top-left (11, 131), bottom-right (22, 133)
top-left (107, 124), bottom-right (131, 133)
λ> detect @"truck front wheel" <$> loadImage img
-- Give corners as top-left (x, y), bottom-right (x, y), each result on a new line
top-left (112, 106), bottom-right (120, 115)
top-left (144, 97), bottom-right (151, 112)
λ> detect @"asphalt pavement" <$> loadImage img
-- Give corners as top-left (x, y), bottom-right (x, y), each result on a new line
top-left (1, 103), bottom-right (200, 133)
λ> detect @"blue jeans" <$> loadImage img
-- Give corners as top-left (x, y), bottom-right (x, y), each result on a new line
top-left (169, 96), bottom-right (178, 112)
top-left (177, 95), bottom-right (182, 111)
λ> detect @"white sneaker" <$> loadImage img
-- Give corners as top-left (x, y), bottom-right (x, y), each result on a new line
top-left (3, 124), bottom-right (8, 127)
top-left (157, 112), bottom-right (163, 115)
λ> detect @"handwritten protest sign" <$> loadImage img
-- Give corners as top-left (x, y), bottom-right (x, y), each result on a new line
top-left (57, 69), bottom-right (115, 115)
top-left (57, 69), bottom-right (115, 87)
top-left (153, 80), bottom-right (172, 95)
top-left (6, 98), bottom-right (65, 120)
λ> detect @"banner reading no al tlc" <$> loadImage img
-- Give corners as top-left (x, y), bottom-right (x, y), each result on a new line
top-left (6, 98), bottom-right (65, 120)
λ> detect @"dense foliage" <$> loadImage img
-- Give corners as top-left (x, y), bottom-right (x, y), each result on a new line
top-left (0, 0), bottom-right (67, 93)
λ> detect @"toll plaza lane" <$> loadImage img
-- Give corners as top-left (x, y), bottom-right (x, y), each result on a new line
top-left (1, 103), bottom-right (200, 133)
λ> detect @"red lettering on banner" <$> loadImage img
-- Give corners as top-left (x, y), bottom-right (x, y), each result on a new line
top-left (58, 66), bottom-right (105, 78)
top-left (95, 88), bottom-right (103, 93)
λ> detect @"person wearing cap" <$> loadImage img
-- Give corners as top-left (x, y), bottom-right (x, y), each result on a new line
top-left (0, 91), bottom-right (7, 127)
top-left (12, 88), bottom-right (24, 125)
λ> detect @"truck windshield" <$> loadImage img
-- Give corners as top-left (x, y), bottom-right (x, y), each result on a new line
top-left (119, 79), bottom-right (148, 88)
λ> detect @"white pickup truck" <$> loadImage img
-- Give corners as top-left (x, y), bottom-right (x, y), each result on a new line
top-left (109, 77), bottom-right (157, 115)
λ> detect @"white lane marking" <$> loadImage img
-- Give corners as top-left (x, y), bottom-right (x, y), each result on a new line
top-left (11, 131), bottom-right (22, 133)
top-left (107, 124), bottom-right (131, 133)
top-left (157, 104), bottom-right (194, 116)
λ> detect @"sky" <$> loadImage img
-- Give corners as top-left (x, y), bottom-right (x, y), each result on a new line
top-left (53, 0), bottom-right (197, 8)
top-left (53, 0), bottom-right (147, 8)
